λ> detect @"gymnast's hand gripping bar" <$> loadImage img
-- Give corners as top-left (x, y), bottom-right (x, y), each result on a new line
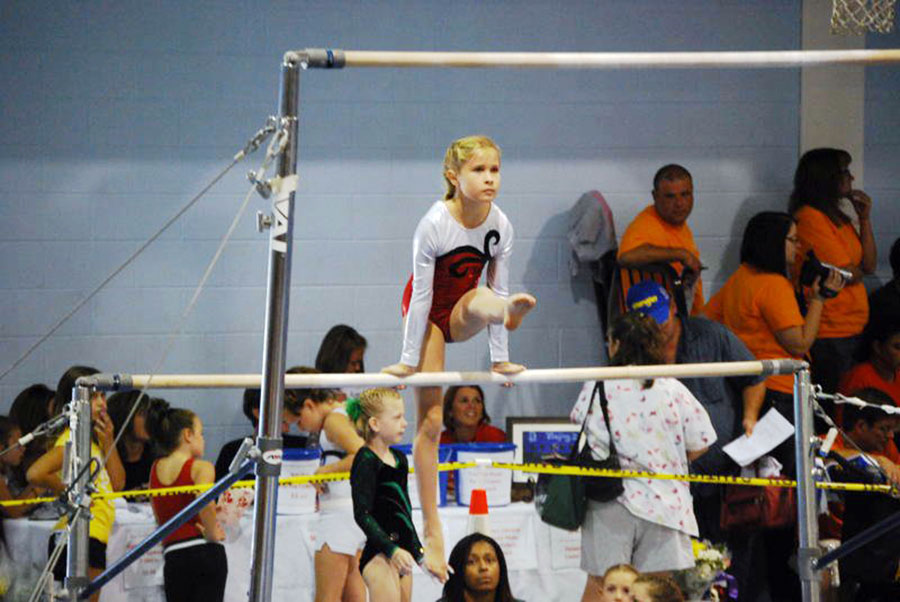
top-left (80, 359), bottom-right (807, 391)
top-left (292, 48), bottom-right (900, 70)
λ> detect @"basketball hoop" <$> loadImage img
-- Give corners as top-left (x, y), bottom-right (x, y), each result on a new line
top-left (831, 0), bottom-right (897, 34)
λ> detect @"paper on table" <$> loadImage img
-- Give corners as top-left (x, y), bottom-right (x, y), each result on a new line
top-left (723, 408), bottom-right (795, 467)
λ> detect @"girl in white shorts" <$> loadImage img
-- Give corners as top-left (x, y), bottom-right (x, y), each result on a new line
top-left (296, 380), bottom-right (367, 602)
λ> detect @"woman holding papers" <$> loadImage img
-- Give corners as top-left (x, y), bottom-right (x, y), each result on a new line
top-left (704, 212), bottom-right (845, 445)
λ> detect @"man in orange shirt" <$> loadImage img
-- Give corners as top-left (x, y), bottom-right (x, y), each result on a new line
top-left (618, 164), bottom-right (704, 313)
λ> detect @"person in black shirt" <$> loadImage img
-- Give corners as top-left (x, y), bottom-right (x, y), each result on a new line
top-left (214, 376), bottom-right (309, 481)
top-left (107, 390), bottom-right (160, 491)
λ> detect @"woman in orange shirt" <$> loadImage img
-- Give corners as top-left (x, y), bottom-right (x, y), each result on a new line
top-left (789, 148), bottom-right (877, 394)
top-left (705, 212), bottom-right (844, 452)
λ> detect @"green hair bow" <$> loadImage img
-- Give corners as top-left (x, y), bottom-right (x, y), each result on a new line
top-left (345, 396), bottom-right (361, 422)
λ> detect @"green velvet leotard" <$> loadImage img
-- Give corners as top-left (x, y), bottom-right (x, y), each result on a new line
top-left (351, 446), bottom-right (424, 571)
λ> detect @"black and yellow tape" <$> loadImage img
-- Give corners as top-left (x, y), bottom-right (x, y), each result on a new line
top-left (1, 460), bottom-right (892, 508)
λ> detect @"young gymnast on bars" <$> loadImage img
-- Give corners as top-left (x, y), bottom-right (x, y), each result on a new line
top-left (382, 135), bottom-right (535, 579)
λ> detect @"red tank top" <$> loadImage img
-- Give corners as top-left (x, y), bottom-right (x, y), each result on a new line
top-left (150, 457), bottom-right (203, 547)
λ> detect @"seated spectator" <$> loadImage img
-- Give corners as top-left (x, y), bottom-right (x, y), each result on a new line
top-left (106, 391), bottom-right (160, 491)
top-left (630, 574), bottom-right (685, 602)
top-left (868, 236), bottom-right (900, 324)
top-left (437, 532), bottom-right (523, 602)
top-left (597, 564), bottom-right (638, 602)
top-left (826, 397), bottom-right (900, 600)
top-left (0, 415), bottom-right (43, 518)
top-left (832, 389), bottom-right (900, 477)
top-left (214, 367), bottom-right (309, 481)
top-left (440, 386), bottom-right (506, 444)
top-left (9, 384), bottom-right (56, 473)
top-left (789, 148), bottom-right (876, 394)
top-left (840, 316), bottom-right (900, 407)
top-left (617, 164), bottom-right (704, 314)
top-left (315, 324), bottom-right (368, 399)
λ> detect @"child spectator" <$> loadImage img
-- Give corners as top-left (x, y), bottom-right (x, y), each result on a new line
top-left (107, 391), bottom-right (160, 491)
top-left (292, 370), bottom-right (366, 602)
top-left (9, 383), bottom-right (56, 474)
top-left (147, 400), bottom-right (227, 602)
top-left (840, 316), bottom-right (900, 407)
top-left (438, 533), bottom-right (523, 602)
top-left (0, 415), bottom-right (43, 518)
top-left (630, 574), bottom-right (685, 602)
top-left (27, 366), bottom-right (124, 602)
top-left (349, 388), bottom-right (427, 601)
top-left (316, 324), bottom-right (368, 399)
top-left (599, 564), bottom-right (639, 602)
top-left (214, 369), bottom-right (309, 481)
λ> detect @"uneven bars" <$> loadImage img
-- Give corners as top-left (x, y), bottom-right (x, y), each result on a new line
top-left (295, 48), bottom-right (900, 70)
top-left (83, 359), bottom-right (805, 390)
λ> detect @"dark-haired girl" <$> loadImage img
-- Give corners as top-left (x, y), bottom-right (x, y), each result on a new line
top-left (438, 533), bottom-right (523, 602)
top-left (789, 148), bottom-right (877, 393)
top-left (0, 415), bottom-right (42, 518)
top-left (106, 391), bottom-right (161, 491)
top-left (147, 402), bottom-right (226, 602)
top-left (27, 366), bottom-right (124, 602)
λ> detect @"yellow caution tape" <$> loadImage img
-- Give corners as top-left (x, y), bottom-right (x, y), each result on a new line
top-left (2, 460), bottom-right (893, 507)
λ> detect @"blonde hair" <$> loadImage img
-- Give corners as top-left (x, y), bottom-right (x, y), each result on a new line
top-left (346, 388), bottom-right (402, 441)
top-left (602, 564), bottom-right (639, 581)
top-left (442, 135), bottom-right (501, 200)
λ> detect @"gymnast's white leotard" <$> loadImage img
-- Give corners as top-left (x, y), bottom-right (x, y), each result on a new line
top-left (313, 405), bottom-right (365, 555)
top-left (400, 200), bottom-right (513, 367)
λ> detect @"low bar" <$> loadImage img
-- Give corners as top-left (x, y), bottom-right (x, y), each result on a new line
top-left (85, 359), bottom-right (806, 391)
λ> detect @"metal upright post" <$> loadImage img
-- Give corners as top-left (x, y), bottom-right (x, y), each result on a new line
top-left (247, 52), bottom-right (300, 602)
top-left (66, 384), bottom-right (93, 601)
top-left (793, 368), bottom-right (820, 602)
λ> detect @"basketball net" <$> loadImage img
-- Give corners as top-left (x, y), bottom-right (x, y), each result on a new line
top-left (831, 0), bottom-right (897, 34)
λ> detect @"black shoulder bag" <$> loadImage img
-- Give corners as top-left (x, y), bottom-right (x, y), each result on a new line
top-left (535, 381), bottom-right (623, 531)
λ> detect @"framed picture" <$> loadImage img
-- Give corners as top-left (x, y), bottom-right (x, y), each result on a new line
top-left (506, 416), bottom-right (581, 483)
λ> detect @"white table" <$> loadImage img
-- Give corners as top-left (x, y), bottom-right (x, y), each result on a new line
top-left (7, 502), bottom-right (587, 602)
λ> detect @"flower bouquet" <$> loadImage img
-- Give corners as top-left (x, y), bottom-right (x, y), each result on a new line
top-left (674, 539), bottom-right (735, 601)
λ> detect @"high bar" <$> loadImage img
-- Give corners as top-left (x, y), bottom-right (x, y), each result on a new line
top-left (294, 48), bottom-right (900, 70)
top-left (82, 359), bottom-right (805, 390)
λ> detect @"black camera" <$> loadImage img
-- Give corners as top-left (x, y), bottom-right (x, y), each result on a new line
top-left (799, 250), bottom-right (852, 293)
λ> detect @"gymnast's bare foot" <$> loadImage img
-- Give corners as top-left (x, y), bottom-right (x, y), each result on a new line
top-left (381, 362), bottom-right (416, 377)
top-left (504, 293), bottom-right (536, 331)
top-left (492, 361), bottom-right (526, 375)
top-left (422, 532), bottom-right (448, 583)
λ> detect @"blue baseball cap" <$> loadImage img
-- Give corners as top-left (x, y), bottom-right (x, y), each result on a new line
top-left (625, 280), bottom-right (672, 324)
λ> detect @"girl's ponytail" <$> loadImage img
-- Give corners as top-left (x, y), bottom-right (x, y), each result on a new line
top-left (145, 398), bottom-right (195, 456)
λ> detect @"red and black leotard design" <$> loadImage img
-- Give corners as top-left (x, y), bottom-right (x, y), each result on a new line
top-left (399, 201), bottom-right (513, 367)
top-left (402, 230), bottom-right (501, 343)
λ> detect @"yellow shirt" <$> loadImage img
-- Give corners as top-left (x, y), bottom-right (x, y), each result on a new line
top-left (53, 429), bottom-right (115, 544)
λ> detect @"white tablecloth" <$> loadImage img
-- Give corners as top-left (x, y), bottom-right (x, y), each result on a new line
top-left (7, 502), bottom-right (586, 602)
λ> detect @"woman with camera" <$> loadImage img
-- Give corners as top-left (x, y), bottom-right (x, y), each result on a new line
top-left (704, 212), bottom-right (845, 449)
top-left (789, 148), bottom-right (877, 394)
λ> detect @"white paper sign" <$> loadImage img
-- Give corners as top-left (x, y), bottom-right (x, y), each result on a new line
top-left (121, 524), bottom-right (164, 590)
top-left (548, 526), bottom-right (581, 569)
top-left (723, 408), bottom-right (795, 467)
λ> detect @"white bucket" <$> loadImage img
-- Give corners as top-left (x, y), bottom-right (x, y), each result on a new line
top-left (277, 447), bottom-right (321, 515)
top-left (455, 443), bottom-right (515, 507)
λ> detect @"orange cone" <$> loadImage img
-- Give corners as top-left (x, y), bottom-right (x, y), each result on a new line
top-left (466, 488), bottom-right (491, 536)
